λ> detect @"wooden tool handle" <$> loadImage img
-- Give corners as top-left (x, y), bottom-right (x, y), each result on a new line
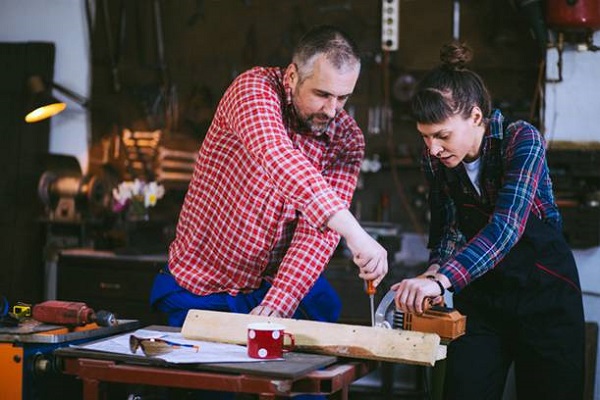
top-left (365, 280), bottom-right (376, 296)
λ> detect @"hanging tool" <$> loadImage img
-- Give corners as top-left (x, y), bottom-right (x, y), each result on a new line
top-left (101, 0), bottom-right (125, 93)
top-left (366, 280), bottom-right (376, 326)
top-left (32, 300), bottom-right (117, 327)
top-left (374, 289), bottom-right (466, 342)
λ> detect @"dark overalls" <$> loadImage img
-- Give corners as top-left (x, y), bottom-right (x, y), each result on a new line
top-left (440, 165), bottom-right (585, 400)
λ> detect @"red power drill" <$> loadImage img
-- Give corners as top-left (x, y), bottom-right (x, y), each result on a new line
top-left (32, 300), bottom-right (117, 327)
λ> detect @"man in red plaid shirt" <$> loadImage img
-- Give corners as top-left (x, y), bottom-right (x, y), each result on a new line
top-left (151, 26), bottom-right (387, 327)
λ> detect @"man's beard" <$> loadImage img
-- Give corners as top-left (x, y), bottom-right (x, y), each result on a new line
top-left (293, 103), bottom-right (333, 134)
top-left (304, 113), bottom-right (333, 134)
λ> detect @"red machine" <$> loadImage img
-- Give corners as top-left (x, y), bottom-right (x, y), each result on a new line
top-left (32, 300), bottom-right (116, 327)
top-left (547, 0), bottom-right (600, 31)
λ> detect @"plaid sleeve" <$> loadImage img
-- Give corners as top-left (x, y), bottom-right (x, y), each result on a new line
top-left (262, 217), bottom-right (341, 317)
top-left (262, 117), bottom-right (365, 317)
top-left (223, 72), bottom-right (345, 229)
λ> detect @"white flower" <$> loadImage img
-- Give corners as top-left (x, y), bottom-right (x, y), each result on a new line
top-left (112, 179), bottom-right (166, 212)
top-left (144, 181), bottom-right (166, 207)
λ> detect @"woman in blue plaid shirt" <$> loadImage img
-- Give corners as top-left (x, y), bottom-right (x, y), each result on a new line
top-left (392, 42), bottom-right (585, 399)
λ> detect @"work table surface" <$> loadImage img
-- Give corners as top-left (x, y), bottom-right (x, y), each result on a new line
top-left (54, 325), bottom-right (375, 399)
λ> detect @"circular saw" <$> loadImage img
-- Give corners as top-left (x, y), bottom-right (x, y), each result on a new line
top-left (374, 289), bottom-right (467, 342)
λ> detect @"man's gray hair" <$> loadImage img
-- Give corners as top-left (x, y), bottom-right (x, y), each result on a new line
top-left (292, 25), bottom-right (361, 82)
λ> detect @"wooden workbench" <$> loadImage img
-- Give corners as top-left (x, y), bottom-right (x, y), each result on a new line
top-left (54, 328), bottom-right (376, 400)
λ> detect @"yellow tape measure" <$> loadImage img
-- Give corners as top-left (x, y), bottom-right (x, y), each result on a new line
top-left (11, 303), bottom-right (32, 319)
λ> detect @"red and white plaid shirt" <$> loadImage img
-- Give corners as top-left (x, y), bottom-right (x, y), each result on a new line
top-left (169, 67), bottom-right (364, 317)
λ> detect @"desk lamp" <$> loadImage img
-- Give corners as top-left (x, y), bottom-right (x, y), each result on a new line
top-left (25, 75), bottom-right (89, 123)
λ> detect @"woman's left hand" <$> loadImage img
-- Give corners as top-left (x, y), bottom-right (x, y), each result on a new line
top-left (391, 276), bottom-right (445, 315)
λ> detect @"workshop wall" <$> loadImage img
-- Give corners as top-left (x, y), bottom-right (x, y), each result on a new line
top-left (0, 0), bottom-right (91, 172)
top-left (88, 0), bottom-right (540, 133)
top-left (0, 0), bottom-right (543, 302)
top-left (545, 30), bottom-right (600, 143)
top-left (87, 0), bottom-right (540, 234)
top-left (0, 43), bottom-right (53, 305)
top-left (1, 3), bottom-right (599, 397)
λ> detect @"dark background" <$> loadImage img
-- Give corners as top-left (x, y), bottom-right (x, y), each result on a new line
top-left (0, 0), bottom-right (562, 306)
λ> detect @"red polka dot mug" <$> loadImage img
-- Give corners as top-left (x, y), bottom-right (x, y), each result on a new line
top-left (246, 322), bottom-right (295, 359)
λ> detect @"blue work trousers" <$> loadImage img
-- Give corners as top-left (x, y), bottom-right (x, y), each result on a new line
top-left (150, 267), bottom-right (342, 400)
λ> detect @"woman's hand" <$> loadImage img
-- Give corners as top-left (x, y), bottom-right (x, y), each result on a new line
top-left (424, 263), bottom-right (441, 275)
top-left (391, 268), bottom-right (448, 315)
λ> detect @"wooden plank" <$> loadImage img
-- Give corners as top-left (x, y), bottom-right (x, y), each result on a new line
top-left (182, 310), bottom-right (446, 367)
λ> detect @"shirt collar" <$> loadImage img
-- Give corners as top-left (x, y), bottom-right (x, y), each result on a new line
top-left (488, 109), bottom-right (504, 140)
top-left (477, 109), bottom-right (503, 157)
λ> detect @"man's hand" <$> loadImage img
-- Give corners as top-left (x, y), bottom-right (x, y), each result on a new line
top-left (250, 305), bottom-right (282, 318)
top-left (326, 209), bottom-right (388, 287)
top-left (345, 231), bottom-right (388, 286)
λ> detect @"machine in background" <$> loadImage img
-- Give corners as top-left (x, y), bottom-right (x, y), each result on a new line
top-left (0, 301), bottom-right (138, 400)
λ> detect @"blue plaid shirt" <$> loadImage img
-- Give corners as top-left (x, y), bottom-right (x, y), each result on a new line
top-left (423, 109), bottom-right (561, 292)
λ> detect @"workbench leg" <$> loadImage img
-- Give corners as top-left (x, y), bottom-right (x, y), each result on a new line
top-left (328, 386), bottom-right (348, 400)
top-left (82, 378), bottom-right (100, 400)
top-left (431, 359), bottom-right (446, 400)
top-left (380, 362), bottom-right (394, 400)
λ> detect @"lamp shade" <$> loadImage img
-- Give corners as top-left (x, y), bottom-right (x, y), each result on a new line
top-left (25, 75), bottom-right (67, 123)
top-left (25, 95), bottom-right (67, 123)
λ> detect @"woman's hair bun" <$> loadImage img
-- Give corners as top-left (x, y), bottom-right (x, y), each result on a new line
top-left (439, 41), bottom-right (473, 70)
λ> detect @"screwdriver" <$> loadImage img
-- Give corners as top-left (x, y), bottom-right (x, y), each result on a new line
top-left (366, 280), bottom-right (376, 327)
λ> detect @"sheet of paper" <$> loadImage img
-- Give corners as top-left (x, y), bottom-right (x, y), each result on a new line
top-left (72, 328), bottom-right (277, 364)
